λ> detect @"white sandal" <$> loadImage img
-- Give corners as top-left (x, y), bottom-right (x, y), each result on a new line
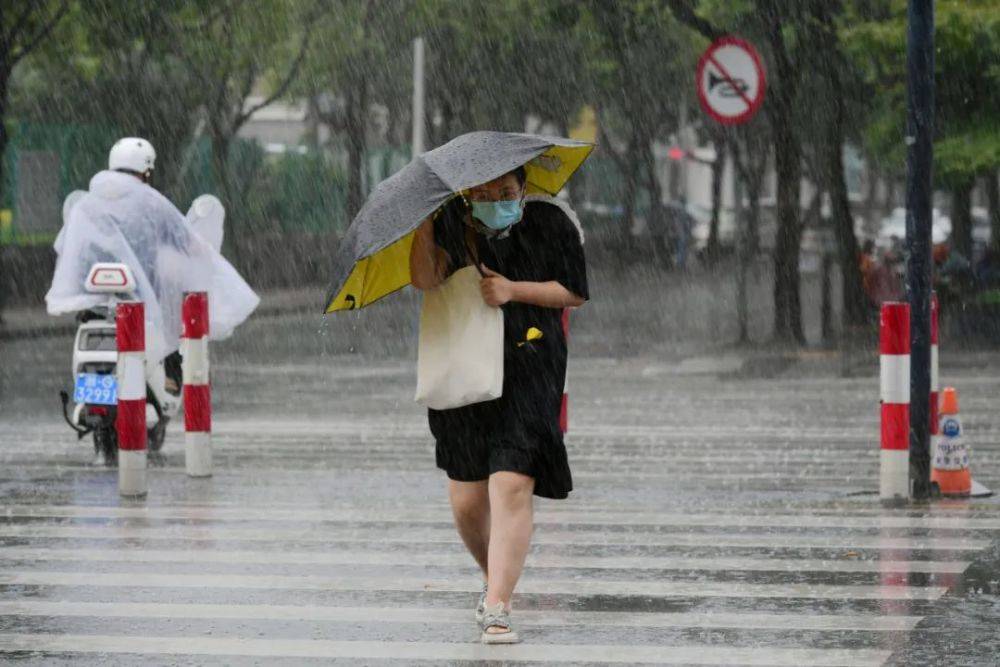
top-left (474, 581), bottom-right (488, 623)
top-left (480, 601), bottom-right (520, 644)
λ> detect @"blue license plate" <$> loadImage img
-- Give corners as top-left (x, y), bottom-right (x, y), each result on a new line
top-left (73, 373), bottom-right (118, 405)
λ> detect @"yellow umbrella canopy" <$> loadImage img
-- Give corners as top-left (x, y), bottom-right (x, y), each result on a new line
top-left (325, 132), bottom-right (593, 314)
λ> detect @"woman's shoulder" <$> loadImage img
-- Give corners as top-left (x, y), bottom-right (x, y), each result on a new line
top-left (523, 196), bottom-right (584, 245)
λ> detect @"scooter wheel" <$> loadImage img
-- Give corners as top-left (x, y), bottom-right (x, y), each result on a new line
top-left (93, 426), bottom-right (118, 467)
top-left (148, 417), bottom-right (168, 452)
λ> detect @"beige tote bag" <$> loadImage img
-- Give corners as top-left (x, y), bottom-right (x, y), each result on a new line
top-left (415, 265), bottom-right (504, 410)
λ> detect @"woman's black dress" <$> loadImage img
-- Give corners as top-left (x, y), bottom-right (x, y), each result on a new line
top-left (428, 199), bottom-right (589, 499)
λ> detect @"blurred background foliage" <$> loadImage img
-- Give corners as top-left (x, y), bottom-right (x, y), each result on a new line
top-left (2, 0), bottom-right (999, 341)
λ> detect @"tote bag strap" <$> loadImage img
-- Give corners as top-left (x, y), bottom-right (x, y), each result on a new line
top-left (461, 228), bottom-right (485, 279)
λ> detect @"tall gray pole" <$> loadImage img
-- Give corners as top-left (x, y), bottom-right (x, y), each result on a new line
top-left (905, 0), bottom-right (934, 500)
top-left (735, 162), bottom-right (749, 343)
top-left (411, 37), bottom-right (426, 158)
top-left (678, 97), bottom-right (689, 201)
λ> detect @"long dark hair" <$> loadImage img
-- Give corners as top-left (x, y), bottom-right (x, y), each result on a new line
top-left (436, 193), bottom-right (470, 228)
top-left (510, 165), bottom-right (527, 187)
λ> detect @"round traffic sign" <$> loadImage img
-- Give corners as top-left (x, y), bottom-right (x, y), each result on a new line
top-left (696, 36), bottom-right (766, 126)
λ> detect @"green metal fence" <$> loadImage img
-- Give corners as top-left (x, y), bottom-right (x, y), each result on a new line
top-left (0, 122), bottom-right (377, 244)
top-left (1, 121), bottom-right (627, 246)
top-left (1, 122), bottom-right (119, 245)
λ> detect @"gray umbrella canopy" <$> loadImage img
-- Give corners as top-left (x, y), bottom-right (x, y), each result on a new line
top-left (324, 131), bottom-right (593, 313)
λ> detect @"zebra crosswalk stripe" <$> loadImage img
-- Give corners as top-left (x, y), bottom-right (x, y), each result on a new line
top-left (0, 546), bottom-right (971, 574)
top-left (0, 570), bottom-right (950, 600)
top-left (0, 601), bottom-right (923, 632)
top-left (0, 501), bottom-right (990, 665)
top-left (0, 633), bottom-right (894, 666)
top-left (0, 520), bottom-right (990, 550)
top-left (5, 503), bottom-right (1000, 529)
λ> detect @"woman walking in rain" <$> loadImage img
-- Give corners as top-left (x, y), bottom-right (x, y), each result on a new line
top-left (409, 166), bottom-right (588, 644)
top-left (324, 132), bottom-right (592, 643)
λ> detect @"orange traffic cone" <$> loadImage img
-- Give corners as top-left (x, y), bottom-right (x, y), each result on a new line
top-left (932, 387), bottom-right (972, 497)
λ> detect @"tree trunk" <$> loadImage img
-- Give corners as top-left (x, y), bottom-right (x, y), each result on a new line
top-left (951, 180), bottom-right (973, 259)
top-left (770, 120), bottom-right (805, 344)
top-left (732, 135), bottom-right (764, 345)
top-left (209, 129), bottom-right (242, 263)
top-left (985, 170), bottom-right (1000, 250)
top-left (825, 140), bottom-right (867, 327)
top-left (345, 82), bottom-right (368, 219)
top-left (210, 132), bottom-right (233, 212)
top-left (642, 135), bottom-right (670, 269)
top-left (0, 64), bottom-right (9, 202)
top-left (862, 169), bottom-right (880, 239)
top-left (706, 136), bottom-right (726, 264)
top-left (0, 64), bottom-right (10, 321)
top-left (620, 125), bottom-right (640, 245)
top-left (622, 158), bottom-right (638, 243)
top-left (763, 5), bottom-right (805, 345)
top-left (746, 160), bottom-right (762, 257)
top-left (432, 99), bottom-right (450, 148)
top-left (734, 164), bottom-right (749, 343)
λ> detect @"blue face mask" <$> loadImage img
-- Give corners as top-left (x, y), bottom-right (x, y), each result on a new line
top-left (471, 199), bottom-right (523, 231)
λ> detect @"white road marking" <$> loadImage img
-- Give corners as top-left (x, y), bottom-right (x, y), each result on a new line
top-left (0, 464), bottom-right (884, 482)
top-left (0, 523), bottom-right (987, 550)
top-left (4, 504), bottom-right (1000, 529)
top-left (13, 495), bottom-right (1000, 518)
top-left (0, 547), bottom-right (971, 574)
top-left (0, 600), bottom-right (923, 632)
top-left (0, 633), bottom-right (895, 665)
top-left (0, 570), bottom-right (947, 600)
top-left (571, 471), bottom-right (877, 482)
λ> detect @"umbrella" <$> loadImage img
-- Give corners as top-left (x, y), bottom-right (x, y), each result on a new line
top-left (324, 131), bottom-right (594, 313)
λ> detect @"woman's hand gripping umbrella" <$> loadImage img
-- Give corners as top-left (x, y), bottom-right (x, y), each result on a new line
top-left (323, 131), bottom-right (593, 313)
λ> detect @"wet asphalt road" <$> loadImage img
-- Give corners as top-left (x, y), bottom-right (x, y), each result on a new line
top-left (1, 310), bottom-right (999, 665)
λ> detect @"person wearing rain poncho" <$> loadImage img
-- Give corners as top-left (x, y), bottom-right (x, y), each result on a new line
top-left (45, 137), bottom-right (259, 393)
top-left (409, 166), bottom-right (589, 643)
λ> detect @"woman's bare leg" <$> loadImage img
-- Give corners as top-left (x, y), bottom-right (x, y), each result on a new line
top-left (484, 470), bottom-right (535, 627)
top-left (448, 479), bottom-right (491, 576)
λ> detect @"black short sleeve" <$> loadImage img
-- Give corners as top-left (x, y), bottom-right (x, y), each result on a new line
top-left (432, 198), bottom-right (471, 276)
top-left (525, 201), bottom-right (589, 301)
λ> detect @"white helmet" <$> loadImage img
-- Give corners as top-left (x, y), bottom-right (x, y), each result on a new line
top-left (108, 137), bottom-right (156, 175)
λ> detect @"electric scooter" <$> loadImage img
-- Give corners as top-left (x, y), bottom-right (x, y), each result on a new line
top-left (59, 263), bottom-right (181, 465)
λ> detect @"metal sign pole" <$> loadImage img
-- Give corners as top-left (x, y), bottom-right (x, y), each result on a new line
top-left (734, 156), bottom-right (749, 343)
top-left (411, 37), bottom-right (426, 158)
top-left (905, 0), bottom-right (934, 500)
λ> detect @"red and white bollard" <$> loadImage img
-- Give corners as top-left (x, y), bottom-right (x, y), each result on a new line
top-left (559, 308), bottom-right (570, 434)
top-left (880, 302), bottom-right (910, 503)
top-left (116, 301), bottom-right (147, 498)
top-left (182, 292), bottom-right (212, 477)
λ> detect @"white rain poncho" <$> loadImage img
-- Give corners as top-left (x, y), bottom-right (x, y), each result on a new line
top-left (46, 170), bottom-right (259, 361)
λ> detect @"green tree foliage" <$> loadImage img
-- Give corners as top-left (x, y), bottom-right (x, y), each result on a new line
top-left (582, 1), bottom-right (697, 248)
top-left (668, 0), bottom-right (813, 343)
top-left (0, 0), bottom-right (70, 318)
top-left (1, 0), bottom-right (70, 204)
top-left (848, 0), bottom-right (1000, 257)
top-left (299, 0), bottom-right (413, 217)
top-left (847, 0), bottom-right (1000, 183)
top-left (12, 1), bottom-right (199, 196)
top-left (6, 0), bottom-right (1000, 337)
top-left (159, 0), bottom-right (317, 232)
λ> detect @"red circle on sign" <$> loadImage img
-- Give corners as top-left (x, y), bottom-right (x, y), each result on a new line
top-left (696, 36), bottom-right (766, 126)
